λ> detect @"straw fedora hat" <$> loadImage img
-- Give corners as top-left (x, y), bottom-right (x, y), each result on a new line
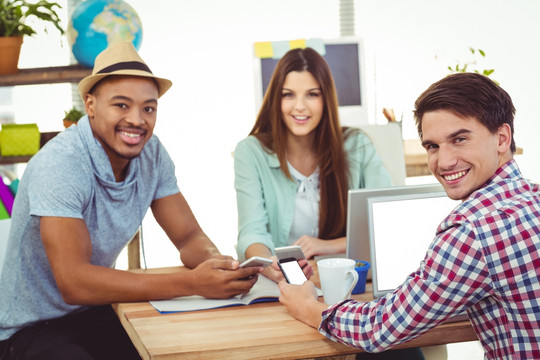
top-left (78, 42), bottom-right (172, 100)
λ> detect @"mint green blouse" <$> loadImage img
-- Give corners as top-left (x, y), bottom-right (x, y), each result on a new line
top-left (233, 128), bottom-right (393, 260)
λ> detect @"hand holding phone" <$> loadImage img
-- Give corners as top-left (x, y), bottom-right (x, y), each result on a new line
top-left (278, 258), bottom-right (308, 285)
top-left (274, 245), bottom-right (308, 285)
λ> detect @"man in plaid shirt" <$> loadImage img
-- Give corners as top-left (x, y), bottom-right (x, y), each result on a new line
top-left (279, 73), bottom-right (540, 359)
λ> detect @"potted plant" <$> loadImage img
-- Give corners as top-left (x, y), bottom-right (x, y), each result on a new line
top-left (447, 47), bottom-right (497, 83)
top-left (63, 106), bottom-right (84, 128)
top-left (0, 0), bottom-right (64, 75)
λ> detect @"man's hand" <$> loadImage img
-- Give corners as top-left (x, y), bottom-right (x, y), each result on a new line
top-left (187, 258), bottom-right (261, 299)
top-left (278, 280), bottom-right (328, 329)
top-left (261, 257), bottom-right (314, 283)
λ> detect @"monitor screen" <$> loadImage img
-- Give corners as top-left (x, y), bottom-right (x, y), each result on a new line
top-left (253, 38), bottom-right (370, 126)
top-left (259, 43), bottom-right (361, 106)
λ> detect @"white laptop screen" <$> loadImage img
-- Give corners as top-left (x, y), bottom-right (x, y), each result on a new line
top-left (368, 192), bottom-right (460, 298)
top-left (346, 184), bottom-right (444, 280)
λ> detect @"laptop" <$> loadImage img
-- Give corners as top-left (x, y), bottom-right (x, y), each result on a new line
top-left (367, 191), bottom-right (468, 322)
top-left (346, 184), bottom-right (444, 279)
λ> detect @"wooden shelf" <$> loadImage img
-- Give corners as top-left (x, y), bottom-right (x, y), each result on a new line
top-left (0, 131), bottom-right (59, 165)
top-left (0, 65), bottom-right (91, 86)
top-left (0, 65), bottom-right (82, 165)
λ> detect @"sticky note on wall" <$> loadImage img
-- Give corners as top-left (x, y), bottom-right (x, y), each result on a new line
top-left (254, 38), bottom-right (326, 59)
top-left (254, 42), bottom-right (274, 58)
top-left (289, 39), bottom-right (306, 49)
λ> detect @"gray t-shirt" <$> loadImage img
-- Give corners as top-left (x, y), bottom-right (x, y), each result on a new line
top-left (0, 116), bottom-right (179, 340)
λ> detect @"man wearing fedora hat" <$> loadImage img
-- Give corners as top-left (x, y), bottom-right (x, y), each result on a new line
top-left (0, 42), bottom-right (261, 359)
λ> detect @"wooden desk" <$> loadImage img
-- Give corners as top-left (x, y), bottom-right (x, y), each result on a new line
top-left (113, 266), bottom-right (477, 360)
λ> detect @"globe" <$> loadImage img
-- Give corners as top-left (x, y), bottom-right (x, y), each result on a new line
top-left (67, 0), bottom-right (143, 68)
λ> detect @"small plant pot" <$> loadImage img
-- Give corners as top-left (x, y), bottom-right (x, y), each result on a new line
top-left (351, 260), bottom-right (370, 294)
top-left (0, 36), bottom-right (23, 75)
top-left (63, 120), bottom-right (78, 128)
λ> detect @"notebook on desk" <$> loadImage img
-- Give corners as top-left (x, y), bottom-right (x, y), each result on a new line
top-left (367, 191), bottom-right (468, 323)
top-left (346, 184), bottom-right (444, 280)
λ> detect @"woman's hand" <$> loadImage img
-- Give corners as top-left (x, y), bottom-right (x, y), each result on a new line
top-left (298, 259), bottom-right (314, 280)
top-left (262, 256), bottom-right (286, 283)
top-left (262, 256), bottom-right (314, 283)
top-left (293, 235), bottom-right (346, 259)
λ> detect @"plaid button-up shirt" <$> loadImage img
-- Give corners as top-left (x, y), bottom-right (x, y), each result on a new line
top-left (320, 159), bottom-right (540, 359)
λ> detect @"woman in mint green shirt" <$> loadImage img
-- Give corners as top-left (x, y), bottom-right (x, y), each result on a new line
top-left (234, 47), bottom-right (392, 283)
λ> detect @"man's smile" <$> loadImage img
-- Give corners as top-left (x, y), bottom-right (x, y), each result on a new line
top-left (443, 169), bottom-right (469, 182)
top-left (118, 129), bottom-right (145, 145)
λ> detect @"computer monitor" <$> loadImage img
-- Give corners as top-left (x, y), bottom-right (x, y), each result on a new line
top-left (346, 183), bottom-right (445, 280)
top-left (367, 191), bottom-right (460, 298)
top-left (253, 38), bottom-right (370, 126)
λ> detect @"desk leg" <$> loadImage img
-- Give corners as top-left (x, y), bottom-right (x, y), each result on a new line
top-left (127, 229), bottom-right (141, 270)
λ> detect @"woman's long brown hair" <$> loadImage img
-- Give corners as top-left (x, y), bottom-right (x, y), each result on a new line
top-left (249, 48), bottom-right (350, 239)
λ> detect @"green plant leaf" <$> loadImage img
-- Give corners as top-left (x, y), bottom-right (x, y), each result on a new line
top-left (0, 0), bottom-right (64, 37)
top-left (63, 106), bottom-right (85, 122)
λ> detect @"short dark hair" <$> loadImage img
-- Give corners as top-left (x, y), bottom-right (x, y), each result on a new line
top-left (414, 73), bottom-right (516, 153)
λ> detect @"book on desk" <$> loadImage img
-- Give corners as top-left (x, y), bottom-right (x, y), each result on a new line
top-left (150, 275), bottom-right (323, 313)
top-left (150, 275), bottom-right (281, 313)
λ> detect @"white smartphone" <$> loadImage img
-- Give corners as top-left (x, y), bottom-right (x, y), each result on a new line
top-left (278, 257), bottom-right (308, 285)
top-left (239, 256), bottom-right (273, 268)
top-left (274, 245), bottom-right (305, 261)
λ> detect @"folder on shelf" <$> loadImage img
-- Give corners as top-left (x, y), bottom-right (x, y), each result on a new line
top-left (0, 177), bottom-right (14, 216)
top-left (0, 200), bottom-right (8, 219)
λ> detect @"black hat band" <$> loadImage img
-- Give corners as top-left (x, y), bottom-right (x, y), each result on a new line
top-left (97, 61), bottom-right (153, 75)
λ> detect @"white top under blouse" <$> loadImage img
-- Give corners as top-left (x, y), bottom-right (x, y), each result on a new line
top-left (287, 162), bottom-right (320, 245)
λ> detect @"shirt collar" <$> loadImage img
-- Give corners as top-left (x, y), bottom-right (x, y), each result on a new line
top-left (77, 115), bottom-right (139, 186)
top-left (267, 152), bottom-right (281, 168)
top-left (485, 159), bottom-right (521, 187)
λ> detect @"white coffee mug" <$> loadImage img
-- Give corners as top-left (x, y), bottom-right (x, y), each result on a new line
top-left (317, 258), bottom-right (359, 304)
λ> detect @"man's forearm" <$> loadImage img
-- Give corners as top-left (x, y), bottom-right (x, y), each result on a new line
top-left (178, 231), bottom-right (222, 268)
top-left (58, 265), bottom-right (196, 305)
top-left (305, 299), bottom-right (328, 329)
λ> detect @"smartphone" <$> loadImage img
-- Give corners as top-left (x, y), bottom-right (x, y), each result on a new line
top-left (278, 257), bottom-right (308, 285)
top-left (239, 256), bottom-right (273, 268)
top-left (274, 245), bottom-right (305, 262)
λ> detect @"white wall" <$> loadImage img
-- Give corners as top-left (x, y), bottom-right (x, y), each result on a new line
top-left (354, 0), bottom-right (540, 180)
top-left (7, 0), bottom-right (540, 268)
